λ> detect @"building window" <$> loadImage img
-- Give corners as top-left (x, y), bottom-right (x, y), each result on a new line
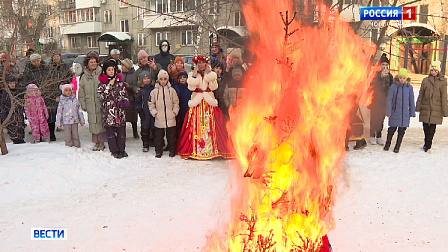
top-left (104, 10), bottom-right (112, 23)
top-left (137, 7), bottom-right (144, 20)
top-left (120, 20), bottom-right (129, 32)
top-left (70, 36), bottom-right (81, 48)
top-left (46, 5), bottom-right (52, 16)
top-left (87, 36), bottom-right (98, 48)
top-left (64, 11), bottom-right (77, 23)
top-left (170, 0), bottom-right (183, 12)
top-left (234, 11), bottom-right (244, 26)
top-left (209, 0), bottom-right (219, 14)
top-left (419, 5), bottom-right (428, 24)
top-left (181, 30), bottom-right (198, 45)
top-left (157, 0), bottom-right (168, 13)
top-left (120, 0), bottom-right (128, 7)
top-left (77, 9), bottom-right (86, 22)
top-left (138, 33), bottom-right (147, 46)
top-left (371, 29), bottom-right (378, 44)
top-left (47, 27), bottom-right (53, 37)
top-left (156, 31), bottom-right (171, 46)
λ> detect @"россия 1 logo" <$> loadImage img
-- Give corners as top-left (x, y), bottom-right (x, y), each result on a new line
top-left (360, 7), bottom-right (416, 21)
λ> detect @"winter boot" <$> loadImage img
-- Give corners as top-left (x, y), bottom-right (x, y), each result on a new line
top-left (41, 137), bottom-right (50, 142)
top-left (121, 151), bottom-right (129, 157)
top-left (155, 153), bottom-right (162, 158)
top-left (383, 127), bottom-right (395, 151)
top-left (92, 143), bottom-right (100, 151)
top-left (111, 151), bottom-right (123, 159)
top-left (132, 123), bottom-right (139, 139)
top-left (393, 128), bottom-right (405, 153)
top-left (353, 139), bottom-right (367, 150)
top-left (169, 152), bottom-right (176, 157)
top-left (98, 142), bottom-right (106, 151)
top-left (369, 137), bottom-right (377, 145)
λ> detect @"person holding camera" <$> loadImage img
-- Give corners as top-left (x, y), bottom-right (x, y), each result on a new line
top-left (368, 53), bottom-right (393, 146)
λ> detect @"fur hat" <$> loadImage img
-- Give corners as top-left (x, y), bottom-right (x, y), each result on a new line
top-left (60, 84), bottom-right (74, 91)
top-left (140, 71), bottom-right (151, 80)
top-left (137, 50), bottom-right (149, 61)
top-left (398, 68), bottom-right (408, 78)
top-left (174, 56), bottom-right (184, 64)
top-left (5, 74), bottom-right (17, 83)
top-left (121, 58), bottom-right (133, 69)
top-left (380, 53), bottom-right (389, 64)
top-left (158, 70), bottom-right (169, 80)
top-left (430, 61), bottom-right (441, 72)
top-left (102, 60), bottom-right (118, 76)
top-left (177, 71), bottom-right (188, 80)
top-left (29, 54), bottom-right (41, 61)
top-left (227, 48), bottom-right (243, 65)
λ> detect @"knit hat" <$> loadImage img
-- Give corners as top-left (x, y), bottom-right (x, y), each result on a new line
top-left (232, 68), bottom-right (243, 76)
top-left (59, 84), bottom-right (74, 91)
top-left (430, 61), bottom-right (441, 72)
top-left (26, 83), bottom-right (40, 96)
top-left (121, 58), bottom-right (133, 69)
top-left (177, 71), bottom-right (188, 80)
top-left (174, 56), bottom-right (184, 64)
top-left (86, 51), bottom-right (99, 57)
top-left (29, 54), bottom-right (41, 61)
top-left (397, 68), bottom-right (408, 78)
top-left (137, 50), bottom-right (149, 60)
top-left (140, 71), bottom-right (151, 80)
top-left (158, 70), bottom-right (169, 80)
top-left (380, 53), bottom-right (389, 64)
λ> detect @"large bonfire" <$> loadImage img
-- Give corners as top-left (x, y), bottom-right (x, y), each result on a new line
top-left (206, 0), bottom-right (376, 251)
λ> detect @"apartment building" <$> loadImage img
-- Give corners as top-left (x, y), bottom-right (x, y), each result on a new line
top-left (59, 0), bottom-right (102, 53)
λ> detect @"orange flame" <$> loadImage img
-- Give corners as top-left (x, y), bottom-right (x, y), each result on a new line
top-left (205, 0), bottom-right (376, 251)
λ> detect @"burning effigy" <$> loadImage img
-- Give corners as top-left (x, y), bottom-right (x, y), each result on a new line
top-left (205, 0), bottom-right (376, 251)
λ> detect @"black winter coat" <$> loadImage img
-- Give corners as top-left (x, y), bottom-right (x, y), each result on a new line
top-left (135, 83), bottom-right (155, 129)
top-left (121, 68), bottom-right (138, 123)
top-left (154, 39), bottom-right (175, 71)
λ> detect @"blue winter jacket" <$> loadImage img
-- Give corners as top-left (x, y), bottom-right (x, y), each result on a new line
top-left (386, 82), bottom-right (415, 127)
top-left (172, 82), bottom-right (193, 124)
top-left (135, 83), bottom-right (155, 129)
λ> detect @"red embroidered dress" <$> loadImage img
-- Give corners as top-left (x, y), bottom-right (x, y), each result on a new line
top-left (177, 67), bottom-right (233, 160)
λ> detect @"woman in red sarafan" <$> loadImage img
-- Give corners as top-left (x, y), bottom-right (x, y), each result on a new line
top-left (177, 55), bottom-right (233, 160)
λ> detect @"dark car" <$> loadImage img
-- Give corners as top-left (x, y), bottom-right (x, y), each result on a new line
top-left (43, 53), bottom-right (83, 65)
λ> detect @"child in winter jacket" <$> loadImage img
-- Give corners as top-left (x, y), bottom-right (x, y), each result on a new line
top-left (135, 71), bottom-right (155, 152)
top-left (98, 61), bottom-right (129, 159)
top-left (172, 71), bottom-right (192, 135)
top-left (0, 74), bottom-right (26, 144)
top-left (149, 70), bottom-right (180, 158)
top-left (24, 83), bottom-right (50, 143)
top-left (384, 68), bottom-right (415, 153)
top-left (56, 84), bottom-right (85, 147)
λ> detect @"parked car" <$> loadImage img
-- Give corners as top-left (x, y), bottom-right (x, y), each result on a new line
top-left (182, 56), bottom-right (194, 73)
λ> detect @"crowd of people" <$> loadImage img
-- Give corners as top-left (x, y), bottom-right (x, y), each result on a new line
top-left (0, 41), bottom-right (246, 159)
top-left (1, 44), bottom-right (447, 159)
top-left (347, 54), bottom-right (448, 153)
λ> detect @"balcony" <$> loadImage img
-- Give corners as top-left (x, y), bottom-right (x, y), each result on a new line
top-left (76, 0), bottom-right (100, 9)
top-left (60, 21), bottom-right (102, 35)
top-left (143, 13), bottom-right (198, 29)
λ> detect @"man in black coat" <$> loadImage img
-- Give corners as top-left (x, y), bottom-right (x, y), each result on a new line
top-left (154, 39), bottom-right (175, 71)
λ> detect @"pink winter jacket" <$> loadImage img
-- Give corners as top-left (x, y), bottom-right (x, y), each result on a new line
top-left (25, 95), bottom-right (49, 124)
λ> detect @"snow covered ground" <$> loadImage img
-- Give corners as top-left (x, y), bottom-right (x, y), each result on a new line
top-left (1, 87), bottom-right (447, 251)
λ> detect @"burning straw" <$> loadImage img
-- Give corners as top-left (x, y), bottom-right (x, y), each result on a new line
top-left (205, 0), bottom-right (376, 251)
